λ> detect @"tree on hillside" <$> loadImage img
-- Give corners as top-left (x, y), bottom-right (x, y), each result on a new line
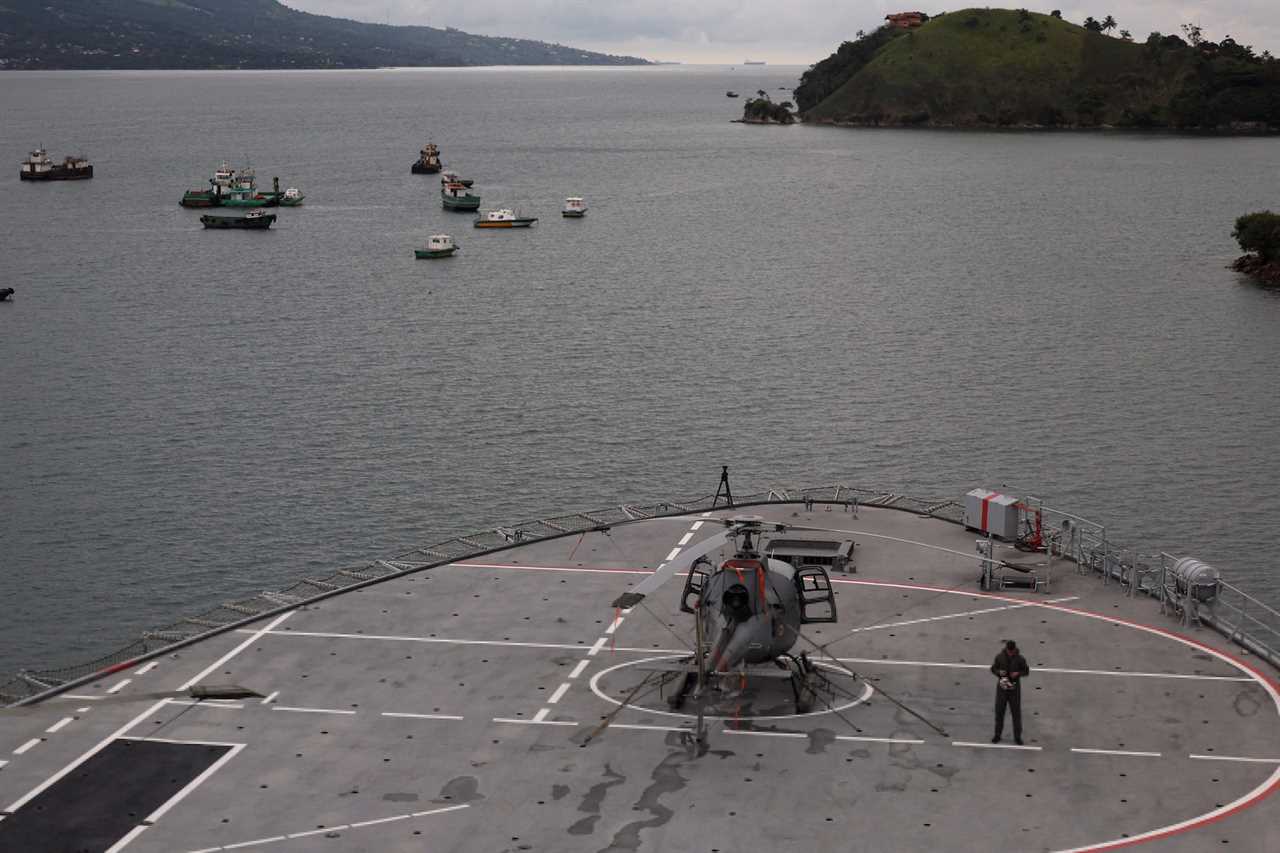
top-left (1181, 23), bottom-right (1204, 46)
top-left (1102, 15), bottom-right (1117, 35)
top-left (757, 89), bottom-right (767, 99)
top-left (1083, 17), bottom-right (1103, 32)
top-left (1119, 30), bottom-right (1132, 41)
top-left (856, 30), bottom-right (865, 40)
top-left (1050, 10), bottom-right (1061, 18)
top-left (1234, 212), bottom-right (1280, 262)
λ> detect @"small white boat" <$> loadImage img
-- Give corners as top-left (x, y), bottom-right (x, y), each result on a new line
top-left (416, 234), bottom-right (458, 258)
top-left (280, 187), bottom-right (305, 206)
top-left (562, 197), bottom-right (588, 218)
top-left (474, 209), bottom-right (537, 228)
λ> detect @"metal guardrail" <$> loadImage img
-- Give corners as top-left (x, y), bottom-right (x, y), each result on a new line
top-left (2, 485), bottom-right (1274, 705)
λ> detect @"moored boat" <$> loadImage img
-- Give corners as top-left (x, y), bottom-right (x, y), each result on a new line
top-left (726, 91), bottom-right (739, 98)
top-left (221, 190), bottom-right (271, 208)
top-left (415, 234), bottom-right (458, 259)
top-left (180, 188), bottom-right (221, 208)
top-left (20, 148), bottom-right (93, 181)
top-left (562, 197), bottom-right (588, 217)
top-left (474, 208), bottom-right (537, 228)
top-left (442, 181), bottom-right (482, 211)
top-left (280, 187), bottom-right (305, 207)
top-left (199, 209), bottom-right (276, 229)
top-left (440, 172), bottom-right (473, 187)
top-left (411, 142), bottom-right (442, 174)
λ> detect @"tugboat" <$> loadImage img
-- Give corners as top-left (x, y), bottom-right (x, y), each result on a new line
top-left (280, 187), bottom-right (305, 207)
top-left (199, 209), bottom-right (276, 230)
top-left (415, 234), bottom-right (459, 259)
top-left (562, 197), bottom-right (588, 218)
top-left (440, 172), bottom-right (473, 188)
top-left (411, 143), bottom-right (442, 174)
top-left (474, 209), bottom-right (537, 228)
top-left (442, 181), bottom-right (481, 212)
top-left (221, 167), bottom-right (273, 207)
top-left (20, 148), bottom-right (93, 180)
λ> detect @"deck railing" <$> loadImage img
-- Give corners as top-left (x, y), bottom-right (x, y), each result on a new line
top-left (2, 485), bottom-right (1275, 705)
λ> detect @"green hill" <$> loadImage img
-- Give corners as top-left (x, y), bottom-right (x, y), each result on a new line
top-left (796, 9), bottom-right (1280, 129)
top-left (0, 0), bottom-right (649, 69)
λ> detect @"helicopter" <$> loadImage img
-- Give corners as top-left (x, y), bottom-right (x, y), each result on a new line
top-left (612, 515), bottom-right (841, 716)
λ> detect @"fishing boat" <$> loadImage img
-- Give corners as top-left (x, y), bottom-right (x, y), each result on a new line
top-left (442, 182), bottom-right (481, 212)
top-left (19, 148), bottom-right (93, 181)
top-left (279, 187), bottom-right (305, 207)
top-left (179, 187), bottom-right (221, 208)
top-left (440, 172), bottom-right (473, 188)
top-left (474, 209), bottom-right (537, 228)
top-left (562, 197), bottom-right (588, 218)
top-left (415, 234), bottom-right (458, 259)
top-left (411, 142), bottom-right (442, 174)
top-left (726, 91), bottom-right (739, 98)
top-left (199, 209), bottom-right (276, 230)
top-left (221, 167), bottom-right (272, 207)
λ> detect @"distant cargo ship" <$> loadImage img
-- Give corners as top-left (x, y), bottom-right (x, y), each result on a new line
top-left (19, 148), bottom-right (93, 181)
top-left (743, 59), bottom-right (766, 65)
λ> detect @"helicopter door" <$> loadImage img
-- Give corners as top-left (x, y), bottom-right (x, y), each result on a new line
top-left (679, 557), bottom-right (713, 614)
top-left (794, 566), bottom-right (838, 623)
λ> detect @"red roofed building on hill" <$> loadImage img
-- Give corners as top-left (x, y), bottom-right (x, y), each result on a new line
top-left (885, 12), bottom-right (927, 29)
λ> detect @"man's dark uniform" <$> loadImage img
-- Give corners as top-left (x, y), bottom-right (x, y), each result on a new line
top-left (991, 641), bottom-right (1031, 743)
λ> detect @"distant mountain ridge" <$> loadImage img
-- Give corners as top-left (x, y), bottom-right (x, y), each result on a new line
top-left (0, 0), bottom-right (650, 69)
top-left (795, 8), bottom-right (1280, 130)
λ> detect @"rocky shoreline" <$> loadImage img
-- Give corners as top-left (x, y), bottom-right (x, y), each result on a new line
top-left (1231, 254), bottom-right (1280, 285)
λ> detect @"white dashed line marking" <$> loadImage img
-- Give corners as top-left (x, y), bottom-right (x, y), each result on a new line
top-left (610, 723), bottom-right (696, 733)
top-left (836, 735), bottom-right (927, 745)
top-left (492, 717), bottom-right (578, 727)
top-left (568, 660), bottom-right (591, 680)
top-left (531, 708), bottom-right (549, 722)
top-left (1071, 748), bottom-right (1162, 758)
top-left (604, 617), bottom-right (624, 635)
top-left (690, 521), bottom-right (704, 530)
top-left (45, 717), bottom-right (74, 734)
top-left (13, 739), bottom-right (42, 756)
top-left (166, 700), bottom-right (245, 710)
top-left (260, 691), bottom-right (279, 705)
top-left (664, 547), bottom-right (682, 561)
top-left (136, 661), bottom-right (159, 676)
top-left (106, 679), bottom-right (131, 694)
top-left (270, 706), bottom-right (355, 716)
top-left (381, 712), bottom-right (465, 721)
top-left (721, 722), bottom-right (798, 737)
top-left (1188, 754), bottom-right (1280, 764)
top-left (547, 683), bottom-right (572, 705)
top-left (952, 741), bottom-right (1042, 751)
top-left (586, 637), bottom-right (609, 657)
top-left (677, 532), bottom-right (694, 546)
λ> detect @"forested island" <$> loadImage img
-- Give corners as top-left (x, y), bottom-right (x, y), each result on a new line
top-left (794, 8), bottom-right (1280, 130)
top-left (0, 0), bottom-right (649, 69)
top-left (1233, 213), bottom-right (1280, 285)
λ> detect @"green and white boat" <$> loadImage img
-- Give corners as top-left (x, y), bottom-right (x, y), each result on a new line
top-left (279, 187), bottom-right (305, 207)
top-left (442, 181), bottom-right (481, 211)
top-left (415, 234), bottom-right (458, 259)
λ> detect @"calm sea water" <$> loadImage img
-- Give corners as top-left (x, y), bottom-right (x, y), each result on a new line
top-left (1, 66), bottom-right (1278, 676)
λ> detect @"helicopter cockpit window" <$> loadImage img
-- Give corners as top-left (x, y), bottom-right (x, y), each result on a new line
top-left (722, 584), bottom-right (751, 621)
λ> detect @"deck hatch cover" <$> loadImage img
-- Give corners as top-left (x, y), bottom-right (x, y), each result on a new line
top-left (0, 737), bottom-right (232, 852)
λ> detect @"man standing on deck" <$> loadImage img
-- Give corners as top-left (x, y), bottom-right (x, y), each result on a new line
top-left (991, 639), bottom-right (1030, 744)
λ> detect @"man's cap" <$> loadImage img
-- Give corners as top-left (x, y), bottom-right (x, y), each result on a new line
top-left (1004, 639), bottom-right (1017, 649)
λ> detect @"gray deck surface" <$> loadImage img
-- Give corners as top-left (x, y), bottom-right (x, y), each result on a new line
top-left (1, 504), bottom-right (1277, 852)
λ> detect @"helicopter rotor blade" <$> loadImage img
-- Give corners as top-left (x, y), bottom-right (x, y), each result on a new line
top-left (611, 530), bottom-right (731, 609)
top-left (653, 515), bottom-right (1021, 570)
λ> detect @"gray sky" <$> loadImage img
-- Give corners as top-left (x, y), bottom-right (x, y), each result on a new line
top-left (282, 2), bottom-right (1280, 64)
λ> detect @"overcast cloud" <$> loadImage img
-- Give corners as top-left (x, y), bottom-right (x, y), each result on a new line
top-left (282, 2), bottom-right (1280, 64)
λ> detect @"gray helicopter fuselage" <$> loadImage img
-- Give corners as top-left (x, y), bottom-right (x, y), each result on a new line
top-left (699, 556), bottom-right (802, 669)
